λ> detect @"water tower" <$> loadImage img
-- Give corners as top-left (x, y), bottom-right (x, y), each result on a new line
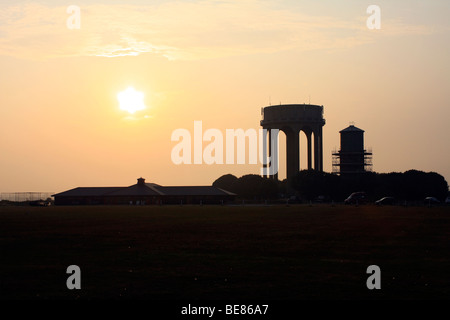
top-left (332, 124), bottom-right (372, 175)
top-left (260, 104), bottom-right (326, 181)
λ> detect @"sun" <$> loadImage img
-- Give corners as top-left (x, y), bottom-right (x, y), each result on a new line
top-left (117, 87), bottom-right (147, 114)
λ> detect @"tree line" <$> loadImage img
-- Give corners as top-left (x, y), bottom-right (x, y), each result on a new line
top-left (212, 170), bottom-right (449, 202)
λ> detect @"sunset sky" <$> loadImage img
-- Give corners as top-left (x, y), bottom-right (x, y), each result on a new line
top-left (0, 0), bottom-right (449, 193)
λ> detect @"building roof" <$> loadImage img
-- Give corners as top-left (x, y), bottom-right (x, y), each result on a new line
top-left (154, 186), bottom-right (235, 196)
top-left (52, 187), bottom-right (124, 197)
top-left (106, 184), bottom-right (163, 196)
top-left (52, 179), bottom-right (236, 197)
top-left (340, 125), bottom-right (364, 133)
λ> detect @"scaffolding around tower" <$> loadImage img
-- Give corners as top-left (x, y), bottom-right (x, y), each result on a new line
top-left (331, 124), bottom-right (373, 175)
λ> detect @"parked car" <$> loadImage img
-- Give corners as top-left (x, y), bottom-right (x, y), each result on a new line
top-left (424, 197), bottom-right (440, 205)
top-left (29, 200), bottom-right (51, 207)
top-left (286, 195), bottom-right (302, 204)
top-left (344, 192), bottom-right (367, 205)
top-left (314, 195), bottom-right (331, 203)
top-left (375, 196), bottom-right (396, 206)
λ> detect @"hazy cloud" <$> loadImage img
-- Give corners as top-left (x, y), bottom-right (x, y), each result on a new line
top-left (0, 1), bottom-right (435, 60)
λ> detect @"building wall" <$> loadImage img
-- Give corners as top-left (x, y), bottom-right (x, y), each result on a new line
top-left (54, 195), bottom-right (235, 205)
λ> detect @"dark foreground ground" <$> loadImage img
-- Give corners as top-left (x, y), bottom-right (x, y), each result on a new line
top-left (0, 204), bottom-right (449, 300)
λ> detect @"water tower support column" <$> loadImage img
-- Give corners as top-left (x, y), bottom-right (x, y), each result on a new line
top-left (286, 130), bottom-right (300, 180)
top-left (306, 131), bottom-right (312, 170)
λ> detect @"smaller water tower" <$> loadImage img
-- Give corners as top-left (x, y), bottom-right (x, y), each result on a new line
top-left (332, 124), bottom-right (372, 175)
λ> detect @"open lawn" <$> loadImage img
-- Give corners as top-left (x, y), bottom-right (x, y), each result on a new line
top-left (0, 204), bottom-right (449, 300)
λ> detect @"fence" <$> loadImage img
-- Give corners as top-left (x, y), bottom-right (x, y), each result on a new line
top-left (0, 192), bottom-right (54, 202)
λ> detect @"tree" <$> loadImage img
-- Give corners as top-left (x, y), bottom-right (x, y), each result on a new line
top-left (212, 174), bottom-right (238, 193)
top-left (233, 174), bottom-right (278, 199)
top-left (290, 170), bottom-right (340, 201)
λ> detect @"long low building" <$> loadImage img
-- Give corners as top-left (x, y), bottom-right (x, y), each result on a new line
top-left (52, 178), bottom-right (236, 205)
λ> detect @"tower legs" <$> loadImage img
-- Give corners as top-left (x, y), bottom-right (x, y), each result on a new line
top-left (262, 126), bottom-right (322, 181)
top-left (306, 131), bottom-right (312, 170)
top-left (268, 129), bottom-right (279, 180)
top-left (286, 130), bottom-right (299, 181)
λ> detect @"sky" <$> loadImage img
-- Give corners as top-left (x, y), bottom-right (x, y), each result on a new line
top-left (0, 0), bottom-right (449, 193)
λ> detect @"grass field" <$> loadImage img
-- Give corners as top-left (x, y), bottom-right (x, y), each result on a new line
top-left (0, 204), bottom-right (449, 300)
